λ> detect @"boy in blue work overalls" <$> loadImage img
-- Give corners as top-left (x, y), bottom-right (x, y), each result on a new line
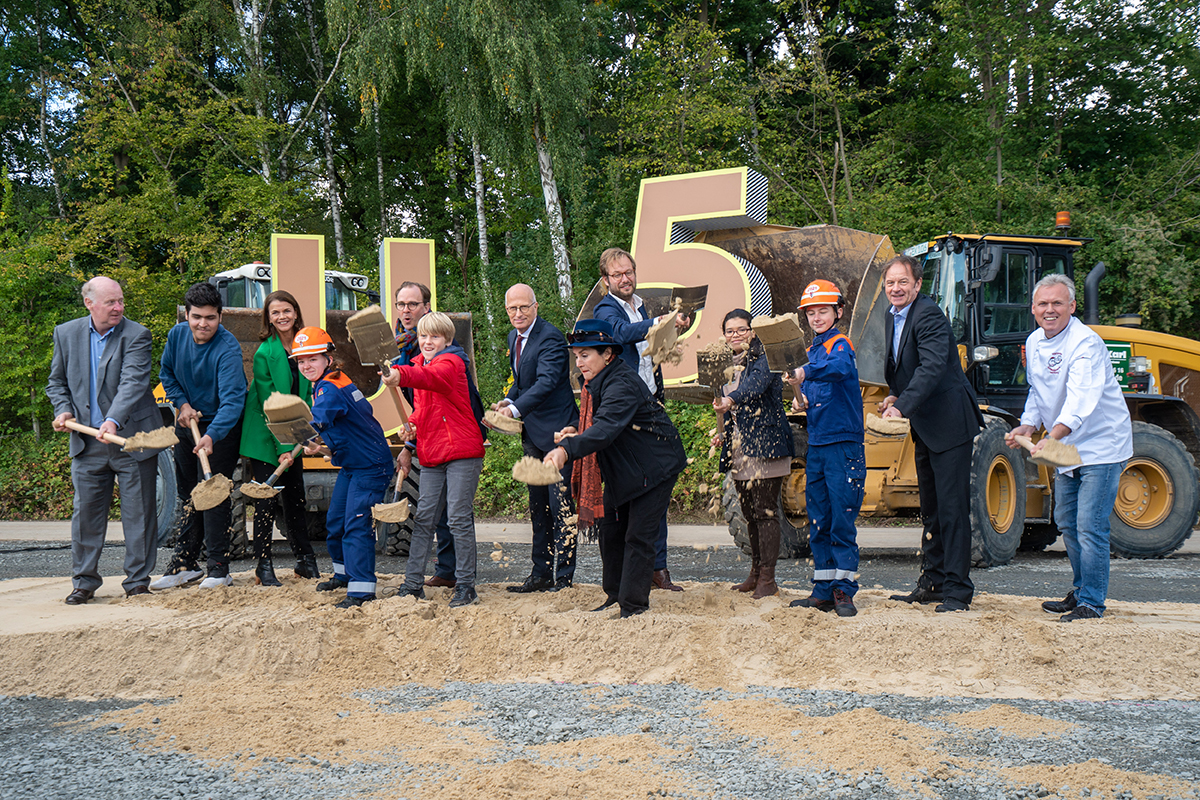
top-left (785, 280), bottom-right (866, 617)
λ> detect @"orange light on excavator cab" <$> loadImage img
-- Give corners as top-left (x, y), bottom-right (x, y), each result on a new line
top-left (1056, 211), bottom-right (1071, 231)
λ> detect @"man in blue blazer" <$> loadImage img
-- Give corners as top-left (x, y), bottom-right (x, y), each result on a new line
top-left (880, 255), bottom-right (984, 612)
top-left (495, 284), bottom-right (580, 592)
top-left (47, 276), bottom-right (164, 604)
top-left (592, 247), bottom-right (690, 592)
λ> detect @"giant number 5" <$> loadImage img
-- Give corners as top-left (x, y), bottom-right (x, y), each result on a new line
top-left (629, 167), bottom-right (772, 384)
top-left (271, 234), bottom-right (437, 436)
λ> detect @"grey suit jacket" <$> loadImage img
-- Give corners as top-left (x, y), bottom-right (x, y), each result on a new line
top-left (46, 316), bottom-right (162, 462)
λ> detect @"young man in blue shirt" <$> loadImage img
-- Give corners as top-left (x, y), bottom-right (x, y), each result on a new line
top-left (153, 283), bottom-right (247, 590)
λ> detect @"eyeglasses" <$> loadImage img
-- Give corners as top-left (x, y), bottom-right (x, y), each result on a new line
top-left (605, 269), bottom-right (635, 280)
top-left (505, 303), bottom-right (536, 315)
top-left (724, 327), bottom-right (752, 337)
top-left (395, 301), bottom-right (425, 311)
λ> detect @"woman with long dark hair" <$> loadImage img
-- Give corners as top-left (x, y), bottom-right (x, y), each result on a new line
top-left (239, 290), bottom-right (320, 585)
top-left (711, 309), bottom-right (795, 599)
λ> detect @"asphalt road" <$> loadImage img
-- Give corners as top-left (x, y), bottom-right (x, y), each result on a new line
top-left (2, 521), bottom-right (1197, 605)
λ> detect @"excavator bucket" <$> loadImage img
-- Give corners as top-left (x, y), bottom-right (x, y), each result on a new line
top-left (698, 224), bottom-right (896, 387)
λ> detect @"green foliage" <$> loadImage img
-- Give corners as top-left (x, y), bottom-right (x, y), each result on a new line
top-left (0, 428), bottom-right (77, 519)
top-left (665, 400), bottom-right (723, 519)
top-left (473, 434), bottom-right (531, 518)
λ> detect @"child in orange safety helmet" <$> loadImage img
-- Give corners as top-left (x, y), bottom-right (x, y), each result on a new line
top-left (291, 327), bottom-right (393, 608)
top-left (784, 280), bottom-right (866, 617)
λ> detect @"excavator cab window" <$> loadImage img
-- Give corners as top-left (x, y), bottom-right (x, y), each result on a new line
top-left (921, 249), bottom-right (969, 343)
top-left (982, 250), bottom-right (1035, 336)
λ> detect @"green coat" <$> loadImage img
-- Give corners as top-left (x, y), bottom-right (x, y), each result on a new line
top-left (240, 335), bottom-right (312, 463)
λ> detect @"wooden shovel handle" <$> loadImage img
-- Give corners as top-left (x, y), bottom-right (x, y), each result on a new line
top-left (267, 443), bottom-right (306, 487)
top-left (187, 418), bottom-right (214, 479)
top-left (62, 419), bottom-right (128, 447)
top-left (388, 384), bottom-right (413, 427)
top-left (1012, 434), bottom-right (1037, 453)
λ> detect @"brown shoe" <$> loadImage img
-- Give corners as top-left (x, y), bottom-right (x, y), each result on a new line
top-left (752, 561), bottom-right (778, 600)
top-left (652, 569), bottom-right (684, 592)
top-left (65, 588), bottom-right (95, 605)
top-left (425, 575), bottom-right (457, 588)
top-left (732, 564), bottom-right (759, 593)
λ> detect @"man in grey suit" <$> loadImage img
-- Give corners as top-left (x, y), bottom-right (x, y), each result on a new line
top-left (46, 276), bottom-right (163, 604)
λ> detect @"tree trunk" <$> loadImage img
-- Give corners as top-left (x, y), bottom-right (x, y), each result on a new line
top-left (232, 0), bottom-right (272, 181)
top-left (304, 0), bottom-right (345, 267)
top-left (533, 119), bottom-right (573, 305)
top-left (471, 135), bottom-right (495, 328)
top-left (448, 130), bottom-right (464, 261)
top-left (375, 98), bottom-right (387, 236)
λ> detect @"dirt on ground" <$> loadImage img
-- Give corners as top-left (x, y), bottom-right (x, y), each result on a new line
top-left (3, 572), bottom-right (1197, 799)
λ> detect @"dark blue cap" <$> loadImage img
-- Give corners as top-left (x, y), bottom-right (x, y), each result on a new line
top-left (567, 318), bottom-right (624, 355)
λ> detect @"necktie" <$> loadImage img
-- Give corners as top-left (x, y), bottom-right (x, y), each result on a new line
top-left (514, 334), bottom-right (524, 372)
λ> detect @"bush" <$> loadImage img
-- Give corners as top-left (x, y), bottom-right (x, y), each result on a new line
top-left (0, 429), bottom-right (81, 520)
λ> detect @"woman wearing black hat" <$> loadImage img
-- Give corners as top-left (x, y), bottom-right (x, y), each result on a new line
top-left (544, 319), bottom-right (687, 618)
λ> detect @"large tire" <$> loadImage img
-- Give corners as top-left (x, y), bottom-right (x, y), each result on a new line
top-left (1019, 522), bottom-right (1059, 552)
top-left (722, 478), bottom-right (810, 560)
top-left (970, 419), bottom-right (1026, 567)
top-left (155, 449), bottom-right (182, 548)
top-left (377, 467), bottom-right (420, 557)
top-left (1109, 421), bottom-right (1199, 558)
top-left (226, 461), bottom-right (249, 559)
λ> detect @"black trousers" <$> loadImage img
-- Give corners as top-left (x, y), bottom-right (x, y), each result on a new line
top-left (249, 456), bottom-right (314, 560)
top-left (598, 476), bottom-right (677, 615)
top-left (912, 429), bottom-right (975, 604)
top-left (523, 436), bottom-right (576, 584)
top-left (173, 417), bottom-right (242, 577)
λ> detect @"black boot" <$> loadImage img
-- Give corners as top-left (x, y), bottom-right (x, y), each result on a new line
top-left (294, 554), bottom-right (321, 579)
top-left (255, 556), bottom-right (282, 587)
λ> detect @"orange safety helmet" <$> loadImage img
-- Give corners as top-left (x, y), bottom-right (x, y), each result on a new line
top-left (799, 279), bottom-right (843, 309)
top-left (290, 326), bottom-right (335, 358)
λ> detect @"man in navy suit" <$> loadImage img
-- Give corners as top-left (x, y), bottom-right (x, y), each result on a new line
top-left (592, 248), bottom-right (690, 592)
top-left (880, 254), bottom-right (984, 612)
top-left (495, 284), bottom-right (580, 592)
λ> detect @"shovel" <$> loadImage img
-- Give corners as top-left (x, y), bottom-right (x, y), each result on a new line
top-left (61, 419), bottom-right (179, 452)
top-left (239, 442), bottom-right (308, 500)
top-left (345, 304), bottom-right (414, 428)
top-left (1013, 434), bottom-right (1082, 468)
top-left (187, 418), bottom-right (232, 511)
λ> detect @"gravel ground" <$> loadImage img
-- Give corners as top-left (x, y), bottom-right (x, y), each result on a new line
top-left (3, 685), bottom-right (1198, 799)
top-left (3, 539), bottom-right (1198, 605)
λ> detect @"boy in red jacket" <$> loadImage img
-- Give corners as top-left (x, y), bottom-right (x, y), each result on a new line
top-left (382, 312), bottom-right (486, 607)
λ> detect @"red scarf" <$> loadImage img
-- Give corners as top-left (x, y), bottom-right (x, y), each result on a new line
top-left (571, 379), bottom-right (604, 536)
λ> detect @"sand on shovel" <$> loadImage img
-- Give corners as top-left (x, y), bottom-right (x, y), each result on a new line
top-left (263, 392), bottom-right (312, 423)
top-left (372, 497), bottom-right (410, 523)
top-left (646, 310), bottom-right (682, 367)
top-left (866, 413), bottom-right (910, 436)
top-left (124, 426), bottom-right (179, 451)
top-left (1014, 434), bottom-right (1082, 468)
top-left (512, 456), bottom-right (563, 486)
top-left (483, 409), bottom-right (523, 435)
top-left (192, 473), bottom-right (233, 511)
top-left (239, 481), bottom-right (280, 500)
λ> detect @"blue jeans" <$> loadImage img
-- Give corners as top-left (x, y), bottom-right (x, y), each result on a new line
top-left (1054, 461), bottom-right (1124, 615)
top-left (405, 457), bottom-right (483, 590)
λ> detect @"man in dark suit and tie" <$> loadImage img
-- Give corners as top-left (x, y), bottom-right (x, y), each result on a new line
top-left (46, 276), bottom-right (164, 604)
top-left (495, 284), bottom-right (580, 592)
top-left (880, 254), bottom-right (984, 612)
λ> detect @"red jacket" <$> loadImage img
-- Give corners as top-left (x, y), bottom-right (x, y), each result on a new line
top-left (393, 351), bottom-right (485, 466)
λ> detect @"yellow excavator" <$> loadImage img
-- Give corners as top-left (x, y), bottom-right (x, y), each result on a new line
top-left (687, 223), bottom-right (1200, 565)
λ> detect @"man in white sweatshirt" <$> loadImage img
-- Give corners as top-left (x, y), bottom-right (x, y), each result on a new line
top-left (1006, 273), bottom-right (1132, 621)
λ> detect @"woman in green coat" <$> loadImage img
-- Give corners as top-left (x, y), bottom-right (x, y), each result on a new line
top-left (240, 290), bottom-right (319, 584)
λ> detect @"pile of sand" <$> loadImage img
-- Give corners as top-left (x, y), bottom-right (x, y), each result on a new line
top-left (4, 576), bottom-right (1198, 702)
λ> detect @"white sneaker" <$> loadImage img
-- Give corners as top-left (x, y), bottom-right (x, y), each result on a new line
top-left (198, 575), bottom-right (233, 589)
top-left (150, 569), bottom-right (204, 590)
